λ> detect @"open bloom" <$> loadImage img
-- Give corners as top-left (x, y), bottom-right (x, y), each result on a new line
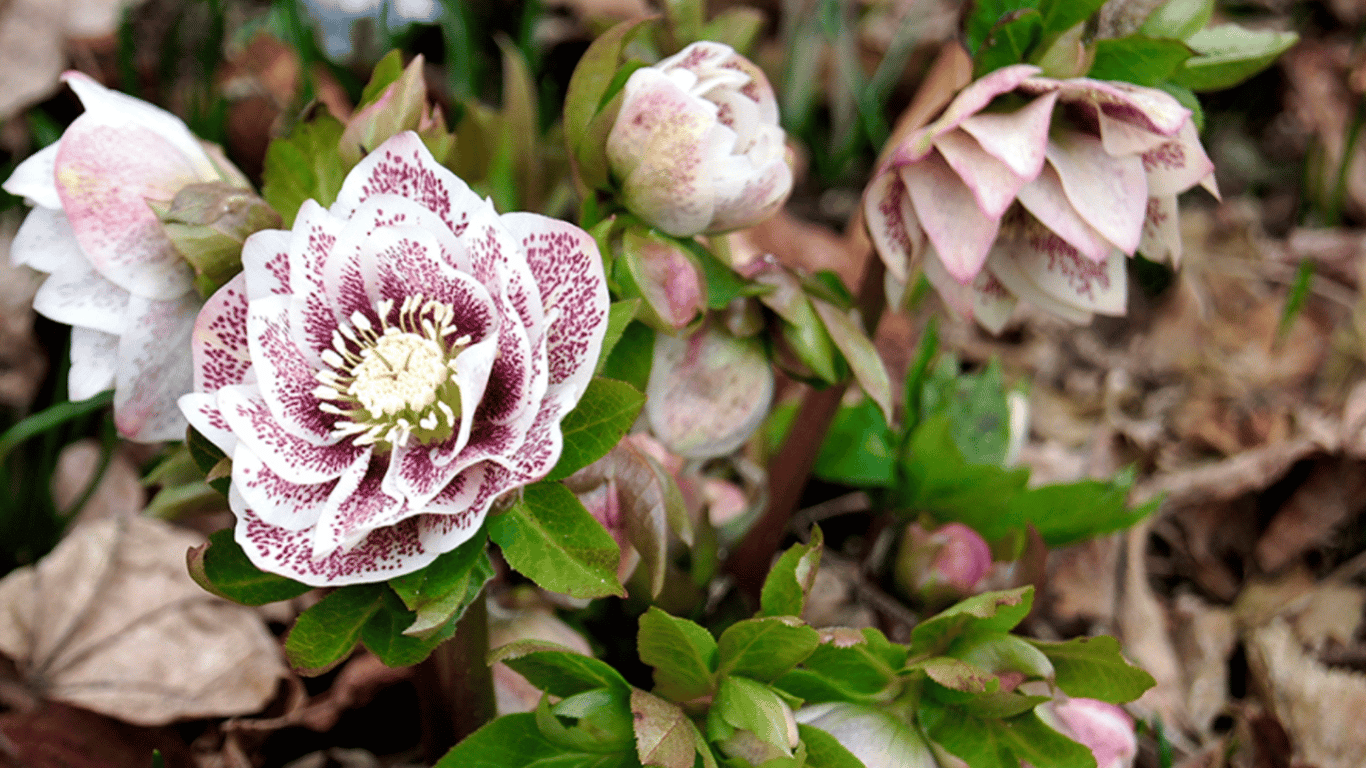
top-left (3, 72), bottom-right (249, 441)
top-left (180, 131), bottom-right (609, 586)
top-left (607, 41), bottom-right (793, 237)
top-left (866, 64), bottom-right (1217, 331)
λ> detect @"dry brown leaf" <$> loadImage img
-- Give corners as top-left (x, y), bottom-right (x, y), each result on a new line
top-left (51, 439), bottom-right (145, 526)
top-left (1119, 519), bottom-right (1194, 747)
top-left (1046, 535), bottom-right (1121, 630)
top-left (1171, 594), bottom-right (1237, 738)
top-left (1256, 458), bottom-right (1366, 572)
top-left (0, 700), bottom-right (192, 768)
top-left (0, 516), bottom-right (285, 726)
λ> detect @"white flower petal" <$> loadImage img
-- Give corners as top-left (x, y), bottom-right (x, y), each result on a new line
top-left (11, 207), bottom-right (88, 274)
top-left (112, 293), bottom-right (201, 441)
top-left (901, 154), bottom-right (1000, 284)
top-left (2, 143), bottom-right (60, 209)
top-left (1045, 132), bottom-right (1147, 256)
top-left (68, 327), bottom-right (118, 402)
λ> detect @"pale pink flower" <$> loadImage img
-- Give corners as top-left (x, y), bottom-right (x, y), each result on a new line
top-left (894, 521), bottom-right (993, 607)
top-left (866, 65), bottom-right (1217, 331)
top-left (179, 131), bottom-right (609, 586)
top-left (1040, 698), bottom-right (1138, 768)
top-left (607, 41), bottom-right (793, 237)
top-left (3, 72), bottom-right (249, 441)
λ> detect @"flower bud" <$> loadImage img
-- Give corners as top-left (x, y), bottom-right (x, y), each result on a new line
top-left (617, 226), bottom-right (706, 332)
top-left (153, 182), bottom-right (281, 297)
top-left (1040, 698), bottom-right (1138, 768)
top-left (894, 522), bottom-right (992, 608)
top-left (796, 702), bottom-right (938, 768)
top-left (606, 42), bottom-right (793, 237)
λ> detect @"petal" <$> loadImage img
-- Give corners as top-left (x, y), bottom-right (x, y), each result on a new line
top-left (31, 251), bottom-right (130, 334)
top-left (55, 117), bottom-right (201, 299)
top-left (191, 273), bottom-right (253, 393)
top-left (179, 392), bottom-right (237, 456)
top-left (709, 144), bottom-right (794, 232)
top-left (285, 201), bottom-right (348, 363)
top-left (217, 385), bottom-right (368, 484)
top-left (985, 247), bottom-right (1093, 324)
top-left (956, 90), bottom-right (1058, 179)
top-left (231, 444), bottom-right (365, 532)
top-left (2, 143), bottom-right (60, 209)
top-left (112, 293), bottom-right (201, 441)
top-left (1138, 195), bottom-right (1182, 266)
top-left (891, 64), bottom-right (1042, 166)
top-left (972, 270), bottom-right (1018, 335)
top-left (1097, 110), bottom-right (1171, 157)
top-left (932, 129), bottom-right (1028, 219)
top-left (1141, 120), bottom-right (1215, 197)
top-left (901, 153), bottom-right (1000, 284)
top-left (233, 495), bottom-right (439, 587)
top-left (1015, 165), bottom-right (1114, 262)
top-left (921, 245), bottom-right (973, 319)
top-left (11, 206), bottom-right (85, 273)
top-left (311, 455), bottom-right (408, 559)
top-left (249, 294), bottom-right (341, 444)
top-left (332, 131), bottom-right (483, 238)
top-left (240, 229), bottom-right (292, 300)
top-left (500, 212), bottom-right (610, 406)
top-left (1045, 132), bottom-right (1147, 255)
top-left (68, 327), bottom-right (118, 402)
top-left (863, 170), bottom-right (922, 283)
top-left (1020, 76), bottom-right (1190, 137)
top-left (991, 234), bottom-right (1128, 318)
top-left (423, 462), bottom-right (517, 542)
top-left (61, 71), bottom-right (218, 179)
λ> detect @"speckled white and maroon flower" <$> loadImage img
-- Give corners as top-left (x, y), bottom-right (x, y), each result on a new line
top-left (607, 41), bottom-right (793, 238)
top-left (179, 131), bottom-right (609, 586)
top-left (866, 65), bottom-right (1218, 331)
top-left (2, 72), bottom-right (249, 441)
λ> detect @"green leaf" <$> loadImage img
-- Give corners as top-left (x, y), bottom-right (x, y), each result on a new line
top-left (709, 676), bottom-right (795, 754)
top-left (974, 10), bottom-right (1043, 76)
top-left (917, 356), bottom-right (1012, 467)
top-left (1008, 468), bottom-right (1156, 547)
top-left (361, 588), bottom-right (455, 667)
top-left (435, 712), bottom-right (643, 768)
top-left (1277, 258), bottom-right (1315, 344)
top-left (359, 49), bottom-right (406, 108)
top-left (187, 529), bottom-right (312, 606)
top-left (815, 399), bottom-right (896, 488)
top-left (600, 321), bottom-right (655, 392)
top-left (914, 656), bottom-right (999, 695)
top-left (910, 587), bottom-right (1034, 655)
top-left (923, 705), bottom-right (1097, 768)
top-left (799, 628), bottom-right (904, 699)
top-left (1038, 0), bottom-right (1104, 36)
top-left (638, 607), bottom-right (717, 702)
top-left (901, 416), bottom-right (1030, 539)
top-left (679, 239), bottom-right (750, 310)
top-left (1087, 36), bottom-right (1193, 87)
top-left (490, 642), bottom-right (631, 697)
top-left (798, 724), bottom-right (866, 768)
top-left (1140, 0), bottom-right (1214, 40)
top-left (759, 527), bottom-right (824, 618)
top-left (810, 298), bottom-right (893, 424)
top-left (773, 668), bottom-right (868, 704)
top-left (564, 18), bottom-right (652, 184)
top-left (488, 481), bottom-right (626, 599)
top-left (717, 617), bottom-right (821, 683)
top-left (597, 300), bottom-right (642, 373)
top-left (261, 113), bottom-right (349, 227)
top-left (631, 690), bottom-right (697, 768)
top-left (285, 583), bottom-right (386, 675)
top-left (546, 378), bottom-right (647, 481)
top-left (965, 0), bottom-right (1040, 54)
top-left (1030, 636), bottom-right (1156, 703)
top-left (387, 530), bottom-right (492, 637)
top-left (1170, 25), bottom-right (1298, 92)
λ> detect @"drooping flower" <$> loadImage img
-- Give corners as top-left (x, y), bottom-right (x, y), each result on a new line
top-left (179, 131), bottom-right (609, 586)
top-left (866, 64), bottom-right (1217, 331)
top-left (3, 71), bottom-right (251, 441)
top-left (606, 41), bottom-right (793, 237)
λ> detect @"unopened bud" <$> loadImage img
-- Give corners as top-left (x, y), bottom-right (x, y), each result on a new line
top-left (895, 522), bottom-right (992, 608)
top-left (796, 702), bottom-right (937, 768)
top-left (1040, 698), bottom-right (1138, 768)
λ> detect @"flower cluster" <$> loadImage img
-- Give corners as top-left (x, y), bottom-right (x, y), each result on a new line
top-left (866, 64), bottom-right (1217, 331)
top-left (3, 72), bottom-right (250, 441)
top-left (179, 131), bottom-right (609, 585)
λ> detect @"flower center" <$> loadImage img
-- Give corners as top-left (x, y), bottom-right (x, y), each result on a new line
top-left (313, 295), bottom-right (469, 448)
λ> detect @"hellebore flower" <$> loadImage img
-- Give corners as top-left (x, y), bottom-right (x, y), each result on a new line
top-left (894, 521), bottom-right (993, 608)
top-left (179, 131), bottom-right (609, 586)
top-left (796, 702), bottom-right (939, 768)
top-left (606, 41), bottom-right (793, 237)
top-left (3, 72), bottom-right (251, 441)
top-left (865, 64), bottom-right (1217, 331)
top-left (1039, 698), bottom-right (1138, 768)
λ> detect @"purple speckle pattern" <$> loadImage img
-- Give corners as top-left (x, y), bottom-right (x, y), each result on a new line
top-left (185, 131), bottom-right (610, 586)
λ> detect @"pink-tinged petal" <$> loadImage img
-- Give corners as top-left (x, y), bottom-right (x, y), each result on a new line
top-left (1020, 77), bottom-right (1190, 138)
top-left (233, 495), bottom-right (440, 587)
top-left (1201, 172), bottom-right (1221, 200)
top-left (61, 71), bottom-right (218, 179)
top-left (709, 141), bottom-right (794, 232)
top-left (69, 327), bottom-right (118, 402)
top-left (1016, 165), bottom-right (1113, 263)
top-left (1138, 196), bottom-right (1182, 266)
top-left (863, 171), bottom-right (922, 283)
top-left (985, 247), bottom-right (1092, 324)
top-left (191, 273), bottom-right (253, 393)
top-left (1097, 111), bottom-right (1170, 157)
top-left (342, 193), bottom-right (473, 272)
top-left (608, 67), bottom-right (721, 237)
top-left (385, 438), bottom-right (464, 512)
top-left (11, 207), bottom-right (85, 273)
top-left (240, 229), bottom-right (292, 300)
top-left (423, 463), bottom-right (517, 541)
top-left (54, 117), bottom-right (198, 300)
top-left (311, 456), bottom-right (408, 559)
top-left (231, 444), bottom-right (365, 532)
top-left (956, 91), bottom-right (1058, 179)
top-left (991, 234), bottom-right (1128, 318)
top-left (332, 131), bottom-right (482, 238)
top-left (217, 385), bottom-right (367, 484)
top-left (179, 392), bottom-right (237, 455)
top-left (891, 64), bottom-right (1042, 166)
top-left (112, 293), bottom-right (201, 442)
top-left (285, 201), bottom-right (347, 363)
top-left (623, 230), bottom-right (705, 331)
top-left (248, 294), bottom-right (340, 444)
top-left (501, 212), bottom-right (610, 405)
top-left (501, 395), bottom-right (568, 483)
top-left (1045, 132), bottom-right (1147, 256)
top-left (2, 143), bottom-right (60, 209)
top-left (932, 130), bottom-right (1028, 219)
top-left (921, 246), bottom-right (974, 319)
top-left (32, 254), bottom-right (130, 335)
top-left (419, 507), bottom-right (493, 555)
top-left (901, 154), bottom-right (1000, 284)
top-left (972, 270), bottom-right (1018, 335)
top-left (1141, 120), bottom-right (1215, 197)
